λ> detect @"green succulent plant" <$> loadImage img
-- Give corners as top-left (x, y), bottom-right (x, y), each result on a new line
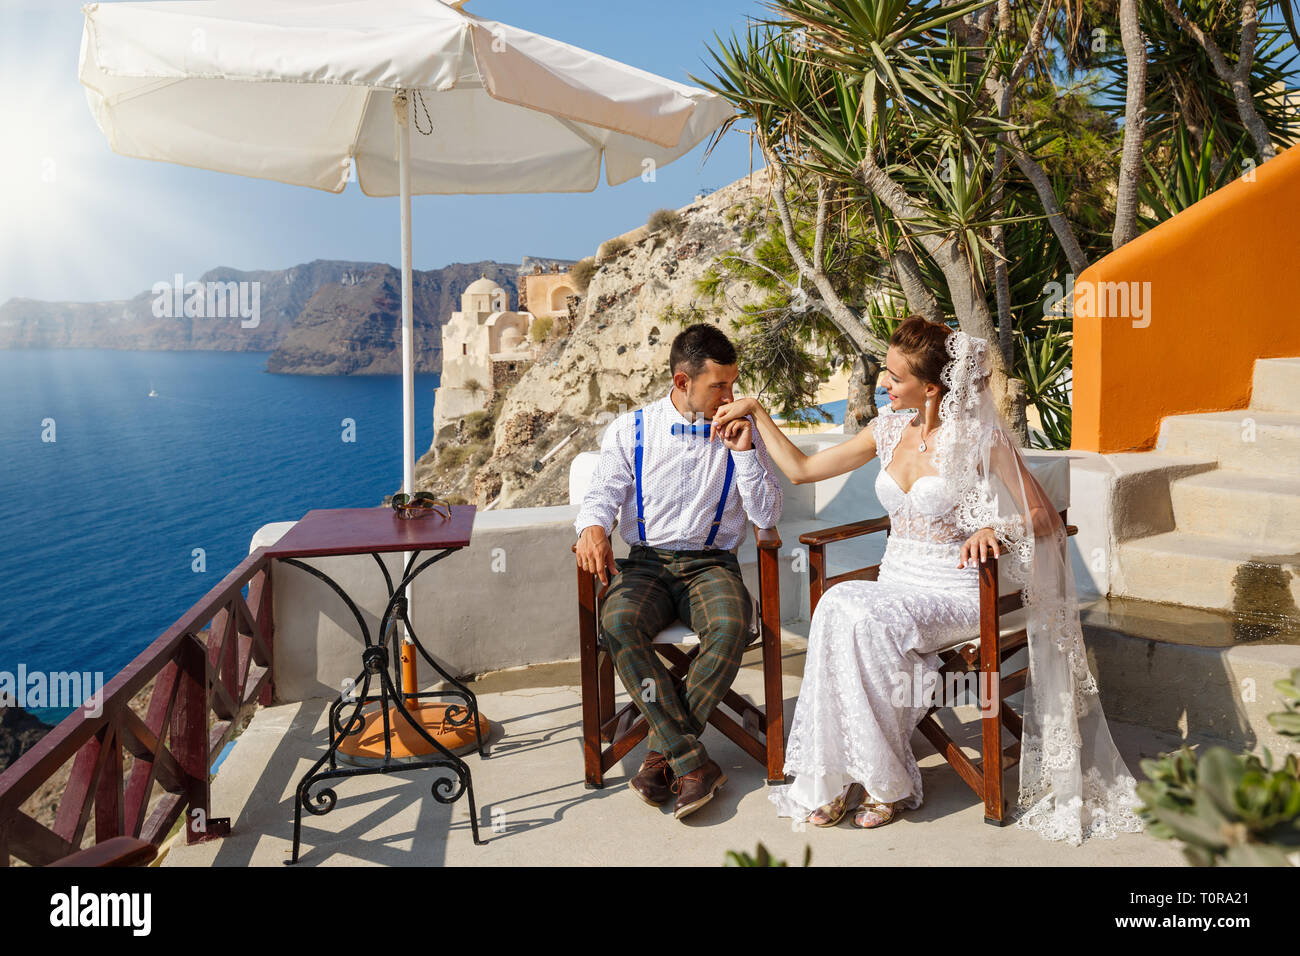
top-left (723, 841), bottom-right (811, 867)
top-left (1137, 743), bottom-right (1300, 867)
top-left (1267, 668), bottom-right (1300, 739)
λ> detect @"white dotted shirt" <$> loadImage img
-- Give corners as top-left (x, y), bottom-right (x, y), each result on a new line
top-left (574, 386), bottom-right (783, 550)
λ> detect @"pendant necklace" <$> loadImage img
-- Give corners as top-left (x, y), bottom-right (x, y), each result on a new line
top-left (913, 414), bottom-right (938, 453)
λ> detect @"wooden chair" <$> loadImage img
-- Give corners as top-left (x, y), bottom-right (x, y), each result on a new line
top-left (573, 522), bottom-right (786, 788)
top-left (799, 510), bottom-right (1078, 825)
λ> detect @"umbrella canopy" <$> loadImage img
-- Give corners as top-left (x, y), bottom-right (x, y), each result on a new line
top-left (78, 0), bottom-right (737, 500)
top-left (77, 0), bottom-right (738, 752)
top-left (79, 0), bottom-right (737, 195)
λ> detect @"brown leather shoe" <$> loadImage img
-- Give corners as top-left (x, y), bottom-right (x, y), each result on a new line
top-left (629, 750), bottom-right (674, 806)
top-left (670, 758), bottom-right (727, 819)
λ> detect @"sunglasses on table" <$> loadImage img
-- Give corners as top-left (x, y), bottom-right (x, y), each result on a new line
top-left (389, 492), bottom-right (451, 519)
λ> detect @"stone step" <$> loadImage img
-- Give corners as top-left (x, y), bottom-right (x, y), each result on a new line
top-left (1114, 529), bottom-right (1300, 627)
top-left (1169, 469), bottom-right (1300, 546)
top-left (1082, 451), bottom-right (1217, 544)
top-left (1080, 595), bottom-right (1300, 752)
top-left (1251, 356), bottom-right (1300, 412)
top-left (1156, 409), bottom-right (1300, 475)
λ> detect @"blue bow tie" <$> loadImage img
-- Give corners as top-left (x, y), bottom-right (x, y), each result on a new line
top-left (670, 422), bottom-right (711, 437)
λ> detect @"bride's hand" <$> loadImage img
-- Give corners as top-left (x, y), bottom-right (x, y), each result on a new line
top-left (711, 397), bottom-right (758, 441)
top-left (958, 528), bottom-right (1000, 568)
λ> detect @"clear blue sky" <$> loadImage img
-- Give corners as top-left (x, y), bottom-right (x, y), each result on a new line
top-left (0, 0), bottom-right (770, 305)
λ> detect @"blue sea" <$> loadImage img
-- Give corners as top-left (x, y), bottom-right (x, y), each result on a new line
top-left (0, 349), bottom-right (439, 723)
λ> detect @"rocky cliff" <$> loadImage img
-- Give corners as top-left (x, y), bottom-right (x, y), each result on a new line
top-left (0, 259), bottom-right (374, 352)
top-left (267, 261), bottom-right (518, 375)
top-left (415, 167), bottom-right (775, 509)
top-left (0, 701), bottom-right (52, 772)
top-left (0, 258), bottom-right (521, 376)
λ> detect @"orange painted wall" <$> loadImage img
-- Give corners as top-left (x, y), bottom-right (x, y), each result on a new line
top-left (1071, 144), bottom-right (1300, 453)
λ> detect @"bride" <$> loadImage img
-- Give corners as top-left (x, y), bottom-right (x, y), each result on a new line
top-left (710, 316), bottom-right (1144, 844)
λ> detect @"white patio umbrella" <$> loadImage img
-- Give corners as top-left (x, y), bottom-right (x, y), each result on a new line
top-left (79, 0), bottom-right (736, 756)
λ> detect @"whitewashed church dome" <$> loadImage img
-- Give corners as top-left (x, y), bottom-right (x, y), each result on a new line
top-left (465, 274), bottom-right (503, 296)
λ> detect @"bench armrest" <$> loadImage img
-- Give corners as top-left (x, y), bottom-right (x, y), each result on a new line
top-left (572, 526), bottom-right (783, 552)
top-left (799, 515), bottom-right (891, 548)
top-left (800, 515), bottom-right (1075, 551)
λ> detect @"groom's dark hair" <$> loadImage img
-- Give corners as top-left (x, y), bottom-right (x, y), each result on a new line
top-left (670, 323), bottom-right (737, 379)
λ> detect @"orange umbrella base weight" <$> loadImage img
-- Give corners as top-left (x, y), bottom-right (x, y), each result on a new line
top-left (336, 702), bottom-right (491, 766)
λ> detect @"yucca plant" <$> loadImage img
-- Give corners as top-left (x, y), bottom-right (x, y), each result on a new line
top-left (1017, 318), bottom-right (1074, 448)
top-left (1138, 124), bottom-right (1252, 225)
top-left (1283, 0), bottom-right (1300, 48)
top-left (1100, 0), bottom-right (1300, 164)
top-left (691, 0), bottom-right (1298, 449)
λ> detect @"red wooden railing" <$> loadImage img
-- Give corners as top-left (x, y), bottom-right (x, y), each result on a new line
top-left (0, 546), bottom-right (276, 866)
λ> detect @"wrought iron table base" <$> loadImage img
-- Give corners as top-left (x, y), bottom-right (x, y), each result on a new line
top-left (281, 547), bottom-right (487, 864)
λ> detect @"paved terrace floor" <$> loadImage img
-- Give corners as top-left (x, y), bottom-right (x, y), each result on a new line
top-left (164, 623), bottom-right (1188, 867)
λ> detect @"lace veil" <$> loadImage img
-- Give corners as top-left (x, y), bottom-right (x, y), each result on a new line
top-left (932, 329), bottom-right (1145, 844)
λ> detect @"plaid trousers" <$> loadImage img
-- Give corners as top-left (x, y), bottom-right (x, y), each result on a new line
top-left (598, 545), bottom-right (753, 776)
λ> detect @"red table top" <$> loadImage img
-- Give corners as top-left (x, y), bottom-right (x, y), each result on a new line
top-left (264, 506), bottom-right (477, 559)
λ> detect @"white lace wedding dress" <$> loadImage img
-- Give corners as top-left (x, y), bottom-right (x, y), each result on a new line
top-left (769, 409), bottom-right (984, 819)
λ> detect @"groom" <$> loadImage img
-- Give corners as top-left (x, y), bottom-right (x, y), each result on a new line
top-left (574, 323), bottom-right (783, 820)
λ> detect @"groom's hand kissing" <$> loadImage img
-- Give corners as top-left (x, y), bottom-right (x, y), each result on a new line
top-left (710, 396), bottom-right (754, 450)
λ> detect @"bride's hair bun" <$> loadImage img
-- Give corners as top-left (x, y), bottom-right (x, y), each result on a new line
top-left (889, 315), bottom-right (953, 391)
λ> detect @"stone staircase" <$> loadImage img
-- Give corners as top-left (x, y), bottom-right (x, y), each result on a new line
top-left (1112, 357), bottom-right (1300, 634)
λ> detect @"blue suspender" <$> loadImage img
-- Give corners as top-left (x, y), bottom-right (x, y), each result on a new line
top-left (634, 408), bottom-right (647, 544)
top-left (703, 453), bottom-right (735, 548)
top-left (632, 407), bottom-right (734, 549)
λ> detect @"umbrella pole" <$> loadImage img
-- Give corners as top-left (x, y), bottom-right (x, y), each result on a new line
top-left (337, 89), bottom-right (488, 765)
top-left (397, 87), bottom-right (418, 708)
